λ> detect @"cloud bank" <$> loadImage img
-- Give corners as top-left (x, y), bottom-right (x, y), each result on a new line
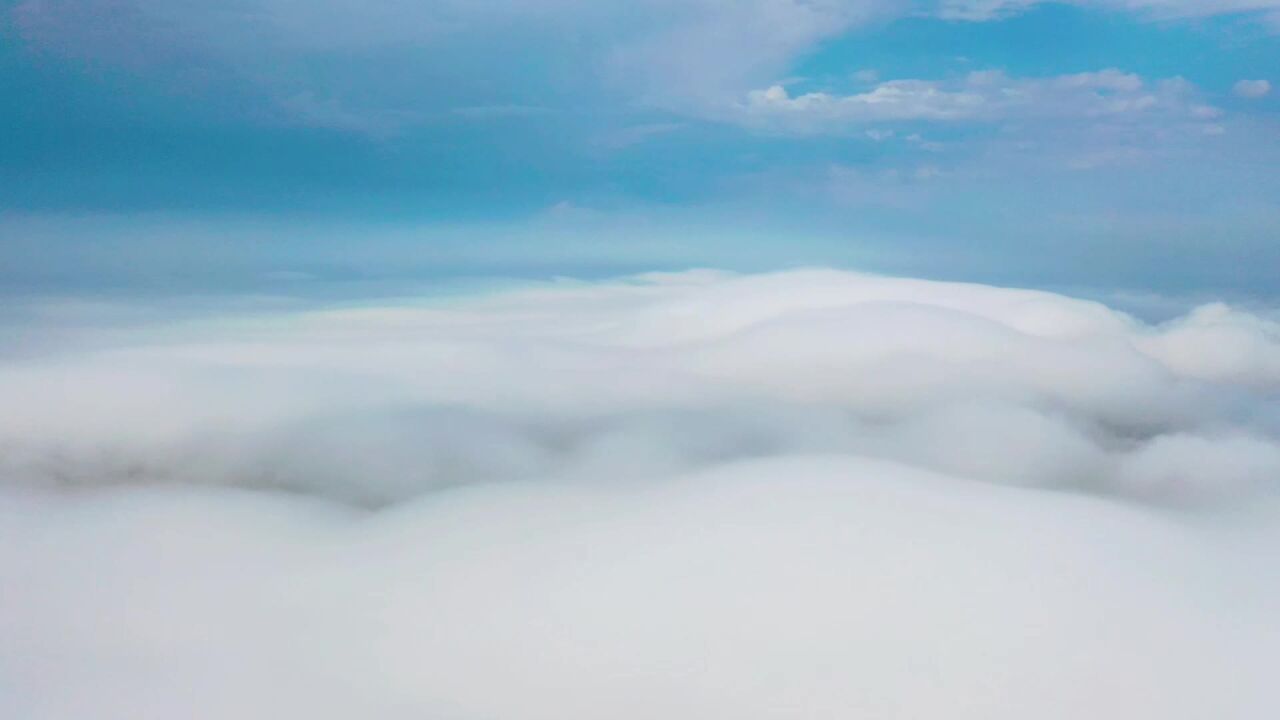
top-left (3, 269), bottom-right (1280, 718)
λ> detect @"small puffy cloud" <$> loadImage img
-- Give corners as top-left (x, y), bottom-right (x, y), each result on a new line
top-left (1234, 78), bottom-right (1273, 98)
top-left (740, 69), bottom-right (1212, 134)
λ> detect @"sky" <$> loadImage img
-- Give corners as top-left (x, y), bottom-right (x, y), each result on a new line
top-left (4, 5), bottom-right (1280, 717)
top-left (1, 0), bottom-right (1278, 297)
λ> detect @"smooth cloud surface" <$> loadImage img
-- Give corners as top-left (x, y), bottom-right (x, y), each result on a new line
top-left (3, 268), bottom-right (1280, 718)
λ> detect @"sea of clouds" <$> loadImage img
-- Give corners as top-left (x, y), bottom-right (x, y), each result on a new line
top-left (3, 268), bottom-right (1280, 718)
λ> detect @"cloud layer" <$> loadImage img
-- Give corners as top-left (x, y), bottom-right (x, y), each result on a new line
top-left (3, 269), bottom-right (1280, 717)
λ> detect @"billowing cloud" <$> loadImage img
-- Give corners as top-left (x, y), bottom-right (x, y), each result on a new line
top-left (3, 269), bottom-right (1280, 717)
top-left (4, 268), bottom-right (1279, 502)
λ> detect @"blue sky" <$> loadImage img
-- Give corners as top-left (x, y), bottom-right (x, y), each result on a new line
top-left (1, 0), bottom-right (1278, 297)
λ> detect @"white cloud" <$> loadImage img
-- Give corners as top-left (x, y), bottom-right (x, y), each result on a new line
top-left (4, 268), bottom-right (1280, 503)
top-left (1235, 78), bottom-right (1273, 98)
top-left (740, 69), bottom-right (1214, 134)
top-left (3, 268), bottom-right (1280, 718)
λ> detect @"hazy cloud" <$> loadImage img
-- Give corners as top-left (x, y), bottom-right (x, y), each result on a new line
top-left (1235, 78), bottom-right (1273, 98)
